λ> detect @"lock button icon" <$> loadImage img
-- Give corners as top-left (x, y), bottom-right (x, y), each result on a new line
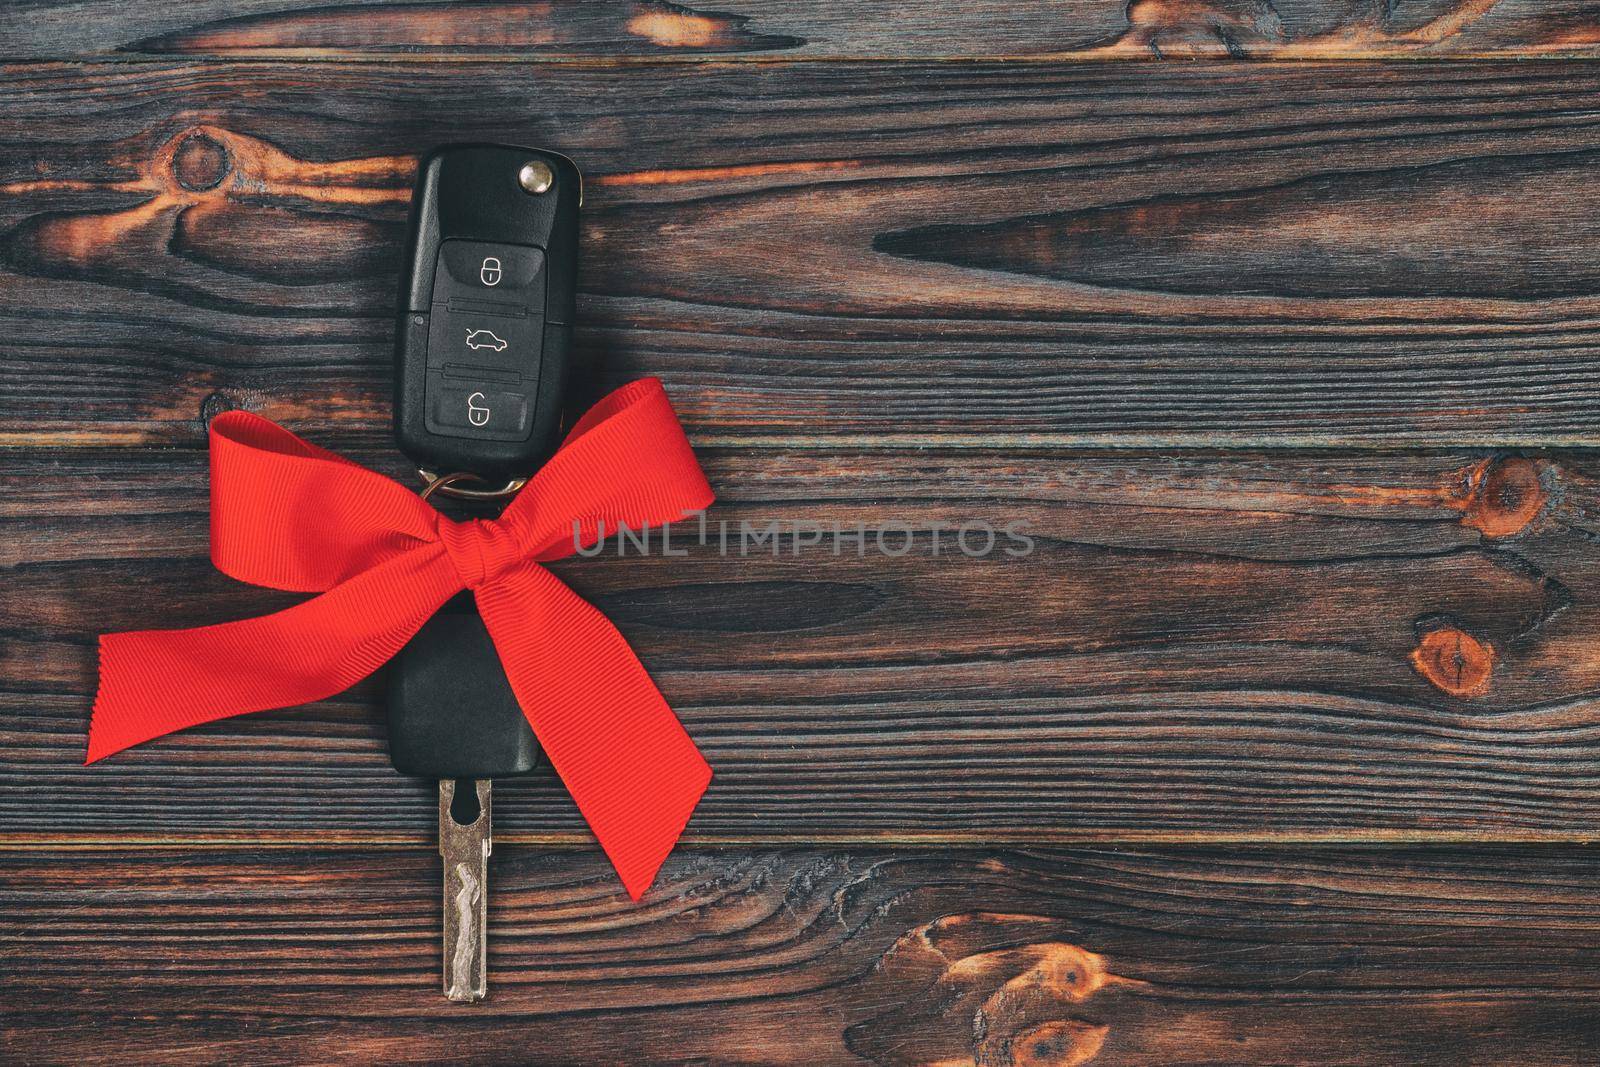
top-left (466, 391), bottom-right (491, 427)
top-left (479, 256), bottom-right (502, 286)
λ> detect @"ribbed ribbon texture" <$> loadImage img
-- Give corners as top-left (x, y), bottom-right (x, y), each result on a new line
top-left (88, 377), bottom-right (714, 900)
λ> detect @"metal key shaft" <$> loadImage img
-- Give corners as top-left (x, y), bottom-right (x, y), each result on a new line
top-left (391, 596), bottom-right (538, 1004)
top-left (438, 778), bottom-right (492, 1002)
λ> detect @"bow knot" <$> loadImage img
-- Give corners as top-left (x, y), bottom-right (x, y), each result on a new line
top-left (88, 378), bottom-right (715, 900)
top-left (439, 515), bottom-right (524, 589)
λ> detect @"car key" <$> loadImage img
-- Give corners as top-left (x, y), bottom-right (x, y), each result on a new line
top-left (388, 143), bottom-right (579, 1001)
top-left (394, 142), bottom-right (580, 479)
top-left (389, 595), bottom-right (542, 1002)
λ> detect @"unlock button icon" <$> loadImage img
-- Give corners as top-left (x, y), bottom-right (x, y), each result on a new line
top-left (466, 391), bottom-right (491, 427)
top-left (430, 382), bottom-right (529, 437)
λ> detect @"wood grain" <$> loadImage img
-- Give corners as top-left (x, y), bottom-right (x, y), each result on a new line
top-left (7, 444), bottom-right (1600, 841)
top-left (8, 1), bottom-right (1600, 61)
top-left (3, 1), bottom-right (1600, 1059)
top-left (5, 846), bottom-right (1600, 1065)
top-left (9, 62), bottom-right (1600, 447)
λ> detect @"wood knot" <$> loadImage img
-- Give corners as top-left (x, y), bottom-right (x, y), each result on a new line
top-left (1005, 1020), bottom-right (1110, 1067)
top-left (199, 390), bottom-right (240, 426)
top-left (171, 133), bottom-right (232, 192)
top-left (1122, 0), bottom-right (1284, 57)
top-left (1410, 625), bottom-right (1494, 698)
top-left (1462, 457), bottom-right (1547, 538)
top-left (847, 914), bottom-right (1143, 1066)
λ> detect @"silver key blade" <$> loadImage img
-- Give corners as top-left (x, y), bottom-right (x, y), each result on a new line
top-left (438, 778), bottom-right (492, 1003)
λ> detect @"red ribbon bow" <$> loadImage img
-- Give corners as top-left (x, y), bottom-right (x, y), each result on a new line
top-left (89, 378), bottom-right (714, 899)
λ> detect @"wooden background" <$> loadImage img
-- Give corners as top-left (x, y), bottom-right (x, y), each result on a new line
top-left (7, 1), bottom-right (1600, 1063)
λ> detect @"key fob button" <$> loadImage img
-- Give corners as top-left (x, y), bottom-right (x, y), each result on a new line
top-left (426, 305), bottom-right (544, 375)
top-left (437, 240), bottom-right (546, 305)
top-left (427, 380), bottom-right (532, 440)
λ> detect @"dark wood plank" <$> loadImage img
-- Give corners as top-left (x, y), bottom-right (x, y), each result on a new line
top-left (6, 444), bottom-right (1600, 840)
top-left (9, 0), bottom-right (1600, 61)
top-left (8, 61), bottom-right (1600, 448)
top-left (5, 846), bottom-right (1600, 1064)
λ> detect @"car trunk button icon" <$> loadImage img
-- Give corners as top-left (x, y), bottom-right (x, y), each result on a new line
top-left (465, 328), bottom-right (508, 352)
top-left (480, 256), bottom-right (502, 286)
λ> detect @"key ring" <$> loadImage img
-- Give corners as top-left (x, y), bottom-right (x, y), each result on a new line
top-left (418, 469), bottom-right (528, 503)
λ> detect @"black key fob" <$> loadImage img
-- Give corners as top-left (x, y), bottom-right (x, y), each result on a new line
top-left (394, 143), bottom-right (581, 478)
top-left (387, 593), bottom-right (540, 780)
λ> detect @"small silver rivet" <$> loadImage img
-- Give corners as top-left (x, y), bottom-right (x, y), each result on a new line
top-left (518, 160), bottom-right (554, 194)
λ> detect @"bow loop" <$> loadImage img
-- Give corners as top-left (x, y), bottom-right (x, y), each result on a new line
top-left (209, 410), bottom-right (440, 593)
top-left (504, 378), bottom-right (713, 560)
top-left (89, 378), bottom-right (715, 900)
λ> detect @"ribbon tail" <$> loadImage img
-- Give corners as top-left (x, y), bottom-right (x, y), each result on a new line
top-left (88, 545), bottom-right (463, 763)
top-left (476, 563), bottom-right (711, 900)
